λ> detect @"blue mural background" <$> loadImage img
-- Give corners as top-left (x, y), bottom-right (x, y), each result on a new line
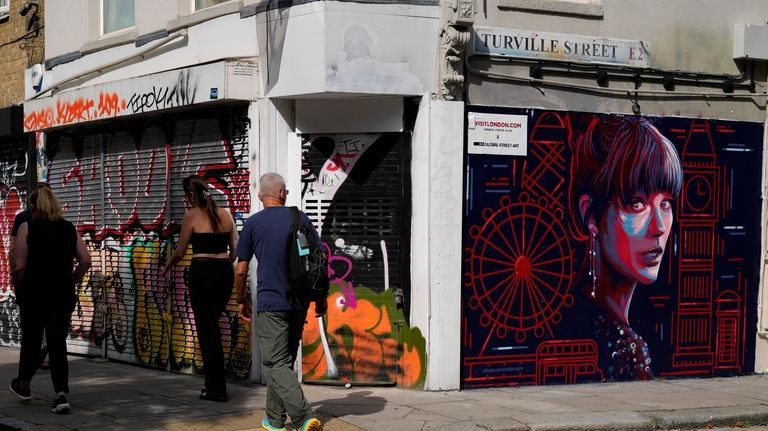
top-left (461, 107), bottom-right (763, 388)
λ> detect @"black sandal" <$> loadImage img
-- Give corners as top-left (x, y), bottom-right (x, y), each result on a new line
top-left (199, 389), bottom-right (228, 402)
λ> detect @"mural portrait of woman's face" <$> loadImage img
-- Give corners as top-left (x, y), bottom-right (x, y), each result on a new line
top-left (600, 191), bottom-right (674, 285)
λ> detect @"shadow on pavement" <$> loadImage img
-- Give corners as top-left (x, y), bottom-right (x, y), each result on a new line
top-left (312, 390), bottom-right (387, 419)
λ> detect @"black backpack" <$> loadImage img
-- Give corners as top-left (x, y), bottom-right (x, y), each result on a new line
top-left (286, 206), bottom-right (330, 302)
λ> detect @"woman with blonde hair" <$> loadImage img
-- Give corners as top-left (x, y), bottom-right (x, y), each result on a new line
top-left (161, 175), bottom-right (237, 402)
top-left (10, 183), bottom-right (91, 414)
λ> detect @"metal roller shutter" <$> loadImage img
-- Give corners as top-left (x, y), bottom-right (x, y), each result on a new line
top-left (103, 127), bottom-right (169, 368)
top-left (167, 115), bottom-right (250, 376)
top-left (44, 106), bottom-right (251, 377)
top-left (46, 133), bottom-right (104, 356)
top-left (300, 132), bottom-right (412, 385)
top-left (0, 138), bottom-right (29, 347)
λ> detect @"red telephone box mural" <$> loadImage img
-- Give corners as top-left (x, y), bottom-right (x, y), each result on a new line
top-left (461, 107), bottom-right (762, 388)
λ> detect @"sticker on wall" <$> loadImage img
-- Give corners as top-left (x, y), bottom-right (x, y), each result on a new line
top-left (467, 113), bottom-right (528, 156)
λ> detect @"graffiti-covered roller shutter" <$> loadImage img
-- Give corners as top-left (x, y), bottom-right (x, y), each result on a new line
top-left (46, 133), bottom-right (104, 355)
top-left (45, 107), bottom-right (252, 377)
top-left (106, 128), bottom-right (170, 367)
top-left (300, 133), bottom-right (427, 388)
top-left (0, 138), bottom-right (29, 347)
top-left (166, 115), bottom-right (251, 375)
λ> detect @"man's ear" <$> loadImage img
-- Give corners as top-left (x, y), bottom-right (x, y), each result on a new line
top-left (578, 194), bottom-right (598, 234)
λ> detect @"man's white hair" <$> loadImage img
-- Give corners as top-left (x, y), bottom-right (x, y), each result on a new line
top-left (259, 172), bottom-right (286, 196)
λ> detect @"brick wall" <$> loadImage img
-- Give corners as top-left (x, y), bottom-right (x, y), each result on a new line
top-left (0, 0), bottom-right (44, 108)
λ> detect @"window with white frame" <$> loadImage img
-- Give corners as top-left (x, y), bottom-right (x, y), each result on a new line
top-left (102, 0), bottom-right (134, 35)
top-left (194, 0), bottom-right (230, 11)
top-left (0, 0), bottom-right (9, 21)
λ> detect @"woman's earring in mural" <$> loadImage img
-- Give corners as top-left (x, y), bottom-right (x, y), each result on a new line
top-left (589, 232), bottom-right (596, 298)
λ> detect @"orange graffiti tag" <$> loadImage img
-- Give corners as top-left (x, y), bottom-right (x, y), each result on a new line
top-left (24, 92), bottom-right (126, 131)
top-left (98, 92), bottom-right (125, 117)
top-left (57, 97), bottom-right (95, 125)
top-left (24, 107), bottom-right (55, 131)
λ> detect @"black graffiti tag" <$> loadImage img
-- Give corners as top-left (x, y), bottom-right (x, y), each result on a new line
top-left (128, 71), bottom-right (198, 114)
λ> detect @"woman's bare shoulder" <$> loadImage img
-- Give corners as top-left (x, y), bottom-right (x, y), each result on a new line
top-left (217, 207), bottom-right (235, 230)
top-left (183, 208), bottom-right (208, 228)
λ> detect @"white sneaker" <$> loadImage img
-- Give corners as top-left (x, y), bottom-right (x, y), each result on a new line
top-left (51, 395), bottom-right (70, 414)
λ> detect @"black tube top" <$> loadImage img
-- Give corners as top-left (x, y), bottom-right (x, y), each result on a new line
top-left (190, 232), bottom-right (230, 254)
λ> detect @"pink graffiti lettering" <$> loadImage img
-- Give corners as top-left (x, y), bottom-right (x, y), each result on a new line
top-left (324, 242), bottom-right (357, 308)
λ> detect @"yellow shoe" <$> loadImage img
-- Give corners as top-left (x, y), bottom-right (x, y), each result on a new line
top-left (298, 417), bottom-right (321, 431)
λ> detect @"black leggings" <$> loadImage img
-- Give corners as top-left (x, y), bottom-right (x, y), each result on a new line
top-left (18, 299), bottom-right (74, 393)
top-left (189, 259), bottom-right (234, 397)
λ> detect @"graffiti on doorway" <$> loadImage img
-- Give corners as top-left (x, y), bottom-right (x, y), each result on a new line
top-left (300, 133), bottom-right (425, 388)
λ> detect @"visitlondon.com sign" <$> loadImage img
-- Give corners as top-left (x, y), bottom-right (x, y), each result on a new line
top-left (471, 27), bottom-right (651, 67)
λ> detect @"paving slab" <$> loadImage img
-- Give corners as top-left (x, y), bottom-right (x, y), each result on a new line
top-left (648, 405), bottom-right (768, 430)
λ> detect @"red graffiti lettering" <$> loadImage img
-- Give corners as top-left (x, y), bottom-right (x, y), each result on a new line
top-left (98, 92), bottom-right (124, 117)
top-left (25, 94), bottom-right (127, 132)
top-left (56, 97), bottom-right (96, 125)
top-left (23, 108), bottom-right (55, 131)
top-left (326, 152), bottom-right (358, 172)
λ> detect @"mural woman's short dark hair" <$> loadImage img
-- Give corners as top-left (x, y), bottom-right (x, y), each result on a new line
top-left (570, 115), bottom-right (683, 237)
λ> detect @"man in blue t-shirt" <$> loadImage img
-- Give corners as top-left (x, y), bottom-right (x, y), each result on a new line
top-left (234, 172), bottom-right (325, 431)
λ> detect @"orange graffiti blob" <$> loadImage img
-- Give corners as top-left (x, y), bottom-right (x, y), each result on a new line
top-left (398, 341), bottom-right (422, 387)
top-left (303, 291), bottom-right (423, 386)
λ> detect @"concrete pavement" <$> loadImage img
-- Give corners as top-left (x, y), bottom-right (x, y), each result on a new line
top-left (1, 346), bottom-right (768, 430)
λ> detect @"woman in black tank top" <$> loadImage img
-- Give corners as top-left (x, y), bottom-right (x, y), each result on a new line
top-left (160, 175), bottom-right (237, 402)
top-left (10, 184), bottom-right (91, 414)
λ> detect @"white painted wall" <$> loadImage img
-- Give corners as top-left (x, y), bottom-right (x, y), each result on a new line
top-left (40, 13), bottom-right (258, 95)
top-left (45, 0), bottom-right (91, 59)
top-left (246, 100), bottom-right (262, 383)
top-left (468, 0), bottom-right (768, 121)
top-left (410, 95), bottom-right (432, 359)
top-left (755, 112), bottom-right (768, 373)
top-left (260, 1), bottom-right (438, 98)
top-left (246, 97), bottom-right (296, 383)
top-left (411, 96), bottom-right (465, 390)
top-left (46, 0), bottom-right (223, 60)
top-left (136, 1), bottom-right (179, 35)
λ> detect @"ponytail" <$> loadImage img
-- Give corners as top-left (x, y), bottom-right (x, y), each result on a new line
top-left (182, 175), bottom-right (222, 232)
